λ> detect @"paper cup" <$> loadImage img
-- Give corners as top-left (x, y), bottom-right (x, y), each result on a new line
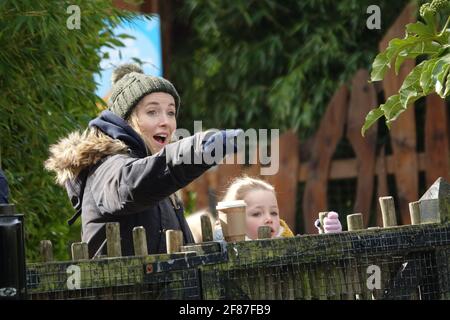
top-left (216, 200), bottom-right (247, 242)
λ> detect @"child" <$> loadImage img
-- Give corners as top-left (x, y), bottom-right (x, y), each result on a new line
top-left (214, 176), bottom-right (342, 240)
top-left (45, 63), bottom-right (242, 258)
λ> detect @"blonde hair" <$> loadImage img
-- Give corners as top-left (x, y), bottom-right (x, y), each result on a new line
top-left (222, 175), bottom-right (275, 202)
top-left (128, 110), bottom-right (153, 155)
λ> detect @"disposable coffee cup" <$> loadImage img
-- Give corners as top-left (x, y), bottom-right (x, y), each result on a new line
top-left (216, 200), bottom-right (247, 242)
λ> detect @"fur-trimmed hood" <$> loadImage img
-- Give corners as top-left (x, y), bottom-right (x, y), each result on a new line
top-left (45, 129), bottom-right (128, 186)
top-left (45, 110), bottom-right (149, 186)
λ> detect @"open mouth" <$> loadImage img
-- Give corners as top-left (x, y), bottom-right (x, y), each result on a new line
top-left (153, 134), bottom-right (168, 145)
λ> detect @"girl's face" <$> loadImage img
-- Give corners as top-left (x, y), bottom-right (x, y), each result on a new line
top-left (244, 189), bottom-right (280, 240)
top-left (134, 92), bottom-right (177, 154)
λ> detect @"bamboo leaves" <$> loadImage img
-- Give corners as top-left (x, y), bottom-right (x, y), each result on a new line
top-left (0, 0), bottom-right (141, 261)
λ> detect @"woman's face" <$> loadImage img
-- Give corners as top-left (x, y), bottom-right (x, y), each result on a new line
top-left (134, 92), bottom-right (177, 154)
top-left (244, 189), bottom-right (280, 240)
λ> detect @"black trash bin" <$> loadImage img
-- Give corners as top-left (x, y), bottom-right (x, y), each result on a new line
top-left (0, 204), bottom-right (26, 299)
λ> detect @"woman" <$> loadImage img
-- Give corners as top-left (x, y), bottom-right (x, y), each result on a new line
top-left (46, 64), bottom-right (242, 258)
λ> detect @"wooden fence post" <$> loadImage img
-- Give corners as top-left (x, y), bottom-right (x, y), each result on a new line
top-left (258, 226), bottom-right (272, 239)
top-left (133, 226), bottom-right (148, 256)
top-left (201, 214), bottom-right (213, 242)
top-left (379, 196), bottom-right (397, 227)
top-left (106, 222), bottom-right (122, 257)
top-left (347, 213), bottom-right (364, 231)
top-left (40, 240), bottom-right (53, 262)
top-left (409, 201), bottom-right (421, 225)
top-left (71, 242), bottom-right (89, 260)
top-left (318, 212), bottom-right (329, 233)
top-left (166, 230), bottom-right (183, 254)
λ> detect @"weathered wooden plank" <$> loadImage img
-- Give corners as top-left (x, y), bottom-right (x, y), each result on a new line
top-left (425, 94), bottom-right (450, 186)
top-left (266, 130), bottom-right (299, 231)
top-left (298, 152), bottom-right (429, 181)
top-left (217, 154), bottom-right (243, 195)
top-left (303, 86), bottom-right (349, 234)
top-left (347, 69), bottom-right (378, 227)
top-left (242, 141), bottom-right (261, 182)
top-left (380, 3), bottom-right (418, 226)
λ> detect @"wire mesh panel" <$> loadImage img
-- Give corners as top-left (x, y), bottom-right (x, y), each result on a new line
top-left (26, 253), bottom-right (201, 300)
top-left (25, 223), bottom-right (450, 300)
top-left (199, 223), bottom-right (450, 300)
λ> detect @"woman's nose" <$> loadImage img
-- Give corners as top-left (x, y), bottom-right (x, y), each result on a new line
top-left (158, 114), bottom-right (169, 127)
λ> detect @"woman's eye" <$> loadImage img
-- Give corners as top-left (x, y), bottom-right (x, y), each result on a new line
top-left (271, 211), bottom-right (278, 216)
top-left (147, 110), bottom-right (157, 115)
top-left (251, 212), bottom-right (261, 217)
top-left (168, 111), bottom-right (176, 117)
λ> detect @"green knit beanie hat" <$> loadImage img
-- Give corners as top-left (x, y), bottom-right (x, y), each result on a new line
top-left (108, 63), bottom-right (180, 119)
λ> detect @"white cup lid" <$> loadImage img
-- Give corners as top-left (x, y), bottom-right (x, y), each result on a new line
top-left (216, 200), bottom-right (247, 210)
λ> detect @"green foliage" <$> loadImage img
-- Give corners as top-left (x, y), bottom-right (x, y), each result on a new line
top-left (362, 0), bottom-right (450, 135)
top-left (0, 0), bottom-right (141, 261)
top-left (171, 0), bottom-right (409, 138)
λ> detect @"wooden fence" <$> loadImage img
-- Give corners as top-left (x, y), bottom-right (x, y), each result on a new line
top-left (23, 187), bottom-right (450, 300)
top-left (181, 3), bottom-right (450, 234)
